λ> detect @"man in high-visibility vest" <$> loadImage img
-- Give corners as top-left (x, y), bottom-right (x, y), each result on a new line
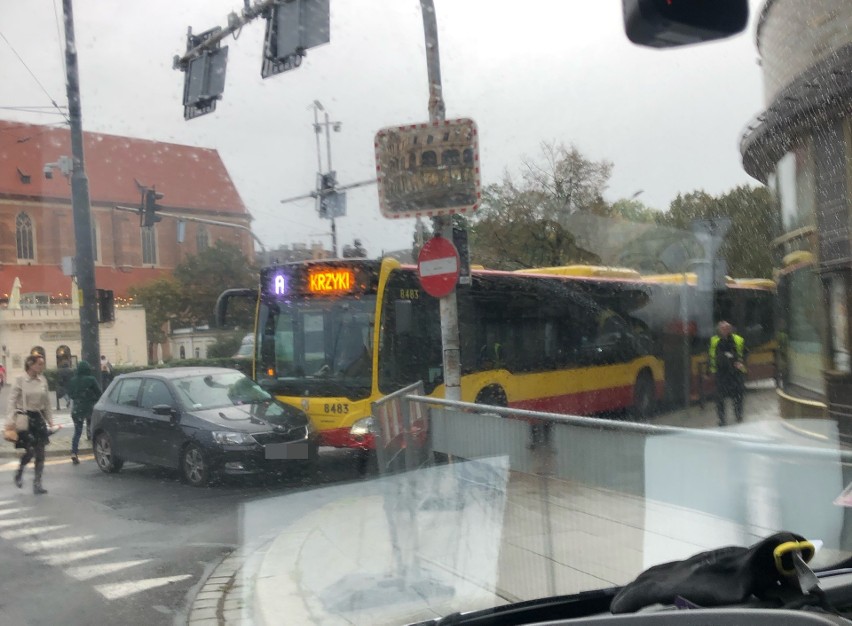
top-left (709, 321), bottom-right (747, 426)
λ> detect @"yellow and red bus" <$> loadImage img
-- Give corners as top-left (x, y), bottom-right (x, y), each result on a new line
top-left (631, 272), bottom-right (776, 404)
top-left (216, 258), bottom-right (775, 450)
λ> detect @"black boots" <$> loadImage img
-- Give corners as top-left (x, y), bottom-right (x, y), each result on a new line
top-left (13, 466), bottom-right (45, 493)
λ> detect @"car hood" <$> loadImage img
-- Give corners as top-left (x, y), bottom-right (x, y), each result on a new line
top-left (188, 403), bottom-right (308, 433)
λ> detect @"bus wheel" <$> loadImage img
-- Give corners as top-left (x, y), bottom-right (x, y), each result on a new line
top-left (630, 372), bottom-right (655, 422)
top-left (475, 385), bottom-right (507, 408)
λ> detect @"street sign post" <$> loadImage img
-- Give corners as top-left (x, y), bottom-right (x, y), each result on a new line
top-left (417, 236), bottom-right (460, 298)
top-left (374, 118), bottom-right (481, 219)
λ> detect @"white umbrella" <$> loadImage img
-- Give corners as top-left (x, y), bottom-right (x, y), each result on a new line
top-left (8, 277), bottom-right (21, 309)
top-left (71, 277), bottom-right (80, 309)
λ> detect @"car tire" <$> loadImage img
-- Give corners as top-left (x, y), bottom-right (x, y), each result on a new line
top-left (630, 371), bottom-right (655, 422)
top-left (93, 431), bottom-right (123, 474)
top-left (181, 443), bottom-right (210, 487)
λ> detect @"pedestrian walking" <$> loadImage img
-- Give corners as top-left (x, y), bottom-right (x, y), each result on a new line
top-left (67, 360), bottom-right (102, 465)
top-left (8, 355), bottom-right (55, 494)
top-left (709, 320), bottom-right (747, 426)
top-left (100, 355), bottom-right (114, 387)
top-left (56, 359), bottom-right (73, 409)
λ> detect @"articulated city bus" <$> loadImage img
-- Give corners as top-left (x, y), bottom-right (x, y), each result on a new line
top-left (216, 258), bottom-right (775, 450)
top-left (617, 272), bottom-right (776, 404)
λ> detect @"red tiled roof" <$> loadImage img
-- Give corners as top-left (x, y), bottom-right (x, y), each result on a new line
top-left (0, 265), bottom-right (172, 299)
top-left (0, 120), bottom-right (249, 216)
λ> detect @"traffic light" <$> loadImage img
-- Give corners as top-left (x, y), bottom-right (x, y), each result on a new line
top-left (141, 188), bottom-right (164, 227)
top-left (321, 171), bottom-right (336, 191)
top-left (318, 171), bottom-right (336, 219)
top-left (96, 289), bottom-right (115, 323)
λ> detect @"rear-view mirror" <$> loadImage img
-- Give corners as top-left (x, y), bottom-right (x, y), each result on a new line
top-left (622, 0), bottom-right (748, 48)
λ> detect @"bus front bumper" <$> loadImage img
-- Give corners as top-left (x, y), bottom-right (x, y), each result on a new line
top-left (318, 426), bottom-right (376, 450)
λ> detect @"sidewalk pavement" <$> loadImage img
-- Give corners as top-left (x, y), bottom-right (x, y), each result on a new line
top-left (0, 392), bottom-right (91, 459)
top-left (242, 467), bottom-right (784, 626)
top-left (225, 384), bottom-right (830, 626)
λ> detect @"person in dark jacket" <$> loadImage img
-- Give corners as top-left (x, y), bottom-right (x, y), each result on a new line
top-left (67, 360), bottom-right (102, 464)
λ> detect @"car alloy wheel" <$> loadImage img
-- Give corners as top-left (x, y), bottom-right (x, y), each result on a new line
top-left (182, 444), bottom-right (210, 487)
top-left (94, 432), bottom-right (122, 473)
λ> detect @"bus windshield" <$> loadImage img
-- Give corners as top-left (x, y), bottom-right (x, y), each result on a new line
top-left (257, 296), bottom-right (375, 400)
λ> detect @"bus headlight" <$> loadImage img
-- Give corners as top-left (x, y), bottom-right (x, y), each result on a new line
top-left (212, 431), bottom-right (256, 446)
top-left (350, 417), bottom-right (377, 438)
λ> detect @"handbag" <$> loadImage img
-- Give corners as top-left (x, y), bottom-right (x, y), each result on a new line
top-left (4, 381), bottom-right (34, 439)
top-left (2, 422), bottom-right (17, 443)
top-left (3, 411), bottom-right (25, 443)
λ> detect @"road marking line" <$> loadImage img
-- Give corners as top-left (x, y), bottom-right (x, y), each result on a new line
top-left (0, 499), bottom-right (15, 506)
top-left (1, 524), bottom-right (68, 539)
top-left (40, 547), bottom-right (117, 566)
top-left (20, 534), bottom-right (94, 553)
top-left (0, 516), bottom-right (49, 528)
top-left (0, 507), bottom-right (30, 517)
top-left (95, 574), bottom-right (193, 600)
top-left (66, 559), bottom-right (152, 581)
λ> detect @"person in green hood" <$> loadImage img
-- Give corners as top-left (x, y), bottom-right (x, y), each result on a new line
top-left (67, 360), bottom-right (102, 464)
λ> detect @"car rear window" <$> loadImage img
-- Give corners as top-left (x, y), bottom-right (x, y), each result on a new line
top-left (110, 378), bottom-right (143, 407)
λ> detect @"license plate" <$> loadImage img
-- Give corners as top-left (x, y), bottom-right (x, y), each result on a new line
top-left (264, 442), bottom-right (308, 460)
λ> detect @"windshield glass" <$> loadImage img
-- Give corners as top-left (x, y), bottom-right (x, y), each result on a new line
top-left (6, 0), bottom-right (852, 624)
top-left (257, 296), bottom-right (375, 398)
top-left (174, 370), bottom-right (271, 410)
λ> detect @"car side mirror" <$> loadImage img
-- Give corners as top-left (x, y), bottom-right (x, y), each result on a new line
top-left (152, 404), bottom-right (177, 421)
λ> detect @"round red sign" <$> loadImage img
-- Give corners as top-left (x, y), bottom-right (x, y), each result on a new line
top-left (417, 236), bottom-right (460, 298)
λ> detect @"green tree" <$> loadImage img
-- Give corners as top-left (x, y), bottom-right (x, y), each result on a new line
top-left (610, 198), bottom-right (659, 224)
top-left (128, 277), bottom-right (184, 345)
top-left (172, 240), bottom-right (259, 326)
top-left (206, 332), bottom-right (244, 358)
top-left (659, 185), bottom-right (774, 278)
top-left (470, 142), bottom-right (612, 270)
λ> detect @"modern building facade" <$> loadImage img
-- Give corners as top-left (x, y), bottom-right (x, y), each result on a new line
top-left (740, 0), bottom-right (852, 418)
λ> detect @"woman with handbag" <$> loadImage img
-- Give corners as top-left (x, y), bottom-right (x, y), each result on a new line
top-left (8, 355), bottom-right (55, 494)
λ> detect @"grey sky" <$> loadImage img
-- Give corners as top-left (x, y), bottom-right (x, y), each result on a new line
top-left (0, 0), bottom-right (766, 256)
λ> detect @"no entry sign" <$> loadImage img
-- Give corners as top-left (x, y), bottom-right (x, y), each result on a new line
top-left (417, 236), bottom-right (460, 298)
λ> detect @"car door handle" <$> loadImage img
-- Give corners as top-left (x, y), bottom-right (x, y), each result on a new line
top-left (132, 418), bottom-right (145, 426)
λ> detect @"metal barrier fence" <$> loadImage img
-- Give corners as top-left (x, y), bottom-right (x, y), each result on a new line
top-left (371, 380), bottom-right (430, 475)
top-left (368, 387), bottom-right (852, 602)
top-left (399, 393), bottom-right (852, 556)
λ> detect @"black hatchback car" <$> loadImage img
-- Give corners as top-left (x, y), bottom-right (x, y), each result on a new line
top-left (91, 367), bottom-right (319, 486)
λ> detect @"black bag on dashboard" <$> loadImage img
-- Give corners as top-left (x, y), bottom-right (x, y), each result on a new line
top-left (610, 531), bottom-right (809, 613)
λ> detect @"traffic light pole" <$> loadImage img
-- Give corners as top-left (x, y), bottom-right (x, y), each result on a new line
top-left (420, 0), bottom-right (461, 403)
top-left (64, 0), bottom-right (101, 377)
top-left (313, 102), bottom-right (340, 258)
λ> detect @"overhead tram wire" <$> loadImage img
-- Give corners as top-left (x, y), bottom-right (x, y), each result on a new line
top-left (0, 106), bottom-right (69, 116)
top-left (52, 0), bottom-right (68, 78)
top-left (0, 29), bottom-right (69, 123)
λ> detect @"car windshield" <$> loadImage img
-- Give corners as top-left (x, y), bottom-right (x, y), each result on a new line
top-left (5, 1), bottom-right (852, 625)
top-left (174, 371), bottom-right (271, 411)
